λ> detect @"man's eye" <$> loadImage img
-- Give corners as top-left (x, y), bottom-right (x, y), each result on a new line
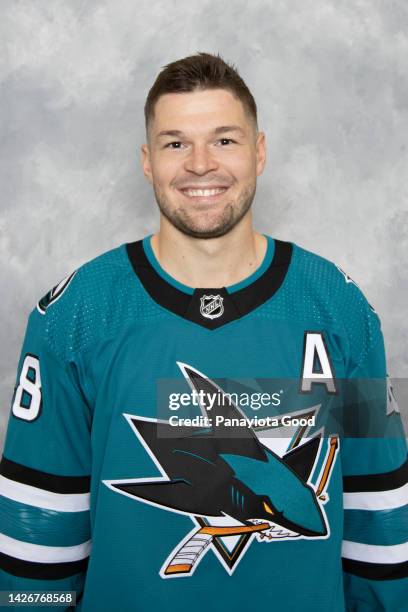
top-left (165, 142), bottom-right (184, 149)
top-left (217, 138), bottom-right (235, 145)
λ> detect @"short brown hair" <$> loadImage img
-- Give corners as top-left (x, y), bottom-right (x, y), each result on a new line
top-left (144, 52), bottom-right (258, 135)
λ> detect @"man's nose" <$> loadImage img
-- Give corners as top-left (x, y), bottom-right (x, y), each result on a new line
top-left (183, 145), bottom-right (218, 175)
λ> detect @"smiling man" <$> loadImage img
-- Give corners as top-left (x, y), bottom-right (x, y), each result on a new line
top-left (141, 83), bottom-right (267, 288)
top-left (143, 87), bottom-right (262, 237)
top-left (0, 53), bottom-right (407, 612)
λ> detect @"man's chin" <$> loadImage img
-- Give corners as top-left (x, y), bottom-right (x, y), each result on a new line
top-left (172, 220), bottom-right (235, 240)
top-left (154, 186), bottom-right (256, 239)
top-left (157, 203), bottom-right (236, 239)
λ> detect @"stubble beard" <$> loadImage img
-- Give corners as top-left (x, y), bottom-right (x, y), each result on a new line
top-left (152, 181), bottom-right (257, 239)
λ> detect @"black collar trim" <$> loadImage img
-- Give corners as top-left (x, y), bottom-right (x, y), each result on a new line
top-left (126, 238), bottom-right (292, 330)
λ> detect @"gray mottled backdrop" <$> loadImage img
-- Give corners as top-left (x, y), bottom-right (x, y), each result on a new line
top-left (1, 1), bottom-right (407, 447)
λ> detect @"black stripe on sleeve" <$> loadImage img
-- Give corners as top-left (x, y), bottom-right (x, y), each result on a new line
top-left (343, 456), bottom-right (408, 493)
top-left (0, 551), bottom-right (89, 580)
top-left (0, 456), bottom-right (90, 494)
top-left (342, 557), bottom-right (408, 581)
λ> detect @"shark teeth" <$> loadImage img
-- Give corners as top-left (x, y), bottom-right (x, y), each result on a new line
top-left (248, 518), bottom-right (299, 541)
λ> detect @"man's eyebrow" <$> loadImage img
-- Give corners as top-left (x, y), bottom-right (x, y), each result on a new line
top-left (156, 129), bottom-right (184, 138)
top-left (213, 125), bottom-right (246, 136)
top-left (156, 125), bottom-right (246, 139)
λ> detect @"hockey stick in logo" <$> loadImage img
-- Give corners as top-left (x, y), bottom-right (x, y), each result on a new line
top-left (315, 436), bottom-right (339, 500)
top-left (163, 523), bottom-right (270, 576)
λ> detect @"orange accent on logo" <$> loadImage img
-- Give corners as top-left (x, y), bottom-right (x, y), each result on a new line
top-left (165, 564), bottom-right (191, 574)
top-left (200, 523), bottom-right (270, 536)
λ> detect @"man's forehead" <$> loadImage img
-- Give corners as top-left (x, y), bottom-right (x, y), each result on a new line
top-left (151, 89), bottom-right (248, 131)
top-left (156, 125), bottom-right (247, 140)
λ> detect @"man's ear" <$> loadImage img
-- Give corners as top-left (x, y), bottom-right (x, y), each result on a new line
top-left (255, 131), bottom-right (266, 177)
top-left (141, 143), bottom-right (153, 184)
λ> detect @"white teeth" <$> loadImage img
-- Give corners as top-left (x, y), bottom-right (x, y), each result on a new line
top-left (248, 518), bottom-right (299, 541)
top-left (183, 188), bottom-right (227, 197)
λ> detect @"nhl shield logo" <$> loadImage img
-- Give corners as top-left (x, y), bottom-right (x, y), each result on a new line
top-left (200, 294), bottom-right (224, 319)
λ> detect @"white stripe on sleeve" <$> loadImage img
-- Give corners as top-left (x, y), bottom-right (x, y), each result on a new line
top-left (342, 540), bottom-right (408, 564)
top-left (0, 532), bottom-right (91, 563)
top-left (0, 475), bottom-right (90, 512)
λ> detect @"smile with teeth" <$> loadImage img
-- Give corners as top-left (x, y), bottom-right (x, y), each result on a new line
top-left (181, 187), bottom-right (228, 198)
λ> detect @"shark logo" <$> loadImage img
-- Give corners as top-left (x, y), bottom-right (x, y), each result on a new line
top-left (104, 363), bottom-right (339, 579)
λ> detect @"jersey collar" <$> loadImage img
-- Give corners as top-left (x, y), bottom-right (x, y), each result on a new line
top-left (126, 234), bottom-right (292, 330)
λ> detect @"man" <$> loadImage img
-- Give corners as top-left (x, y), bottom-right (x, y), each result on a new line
top-left (0, 53), bottom-right (407, 611)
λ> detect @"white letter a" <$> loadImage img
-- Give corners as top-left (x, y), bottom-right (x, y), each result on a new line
top-left (300, 332), bottom-right (336, 394)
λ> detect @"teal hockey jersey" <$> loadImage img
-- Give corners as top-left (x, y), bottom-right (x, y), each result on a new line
top-left (1, 234), bottom-right (407, 611)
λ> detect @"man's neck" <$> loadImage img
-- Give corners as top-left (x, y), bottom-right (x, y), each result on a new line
top-left (149, 223), bottom-right (268, 290)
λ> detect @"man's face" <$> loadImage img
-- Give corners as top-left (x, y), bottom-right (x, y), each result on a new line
top-left (141, 88), bottom-right (266, 239)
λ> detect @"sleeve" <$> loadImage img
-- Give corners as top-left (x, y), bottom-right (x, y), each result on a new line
top-left (0, 305), bottom-right (92, 610)
top-left (340, 296), bottom-right (408, 611)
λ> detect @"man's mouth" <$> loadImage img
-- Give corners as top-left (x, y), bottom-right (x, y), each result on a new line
top-left (179, 187), bottom-right (229, 201)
